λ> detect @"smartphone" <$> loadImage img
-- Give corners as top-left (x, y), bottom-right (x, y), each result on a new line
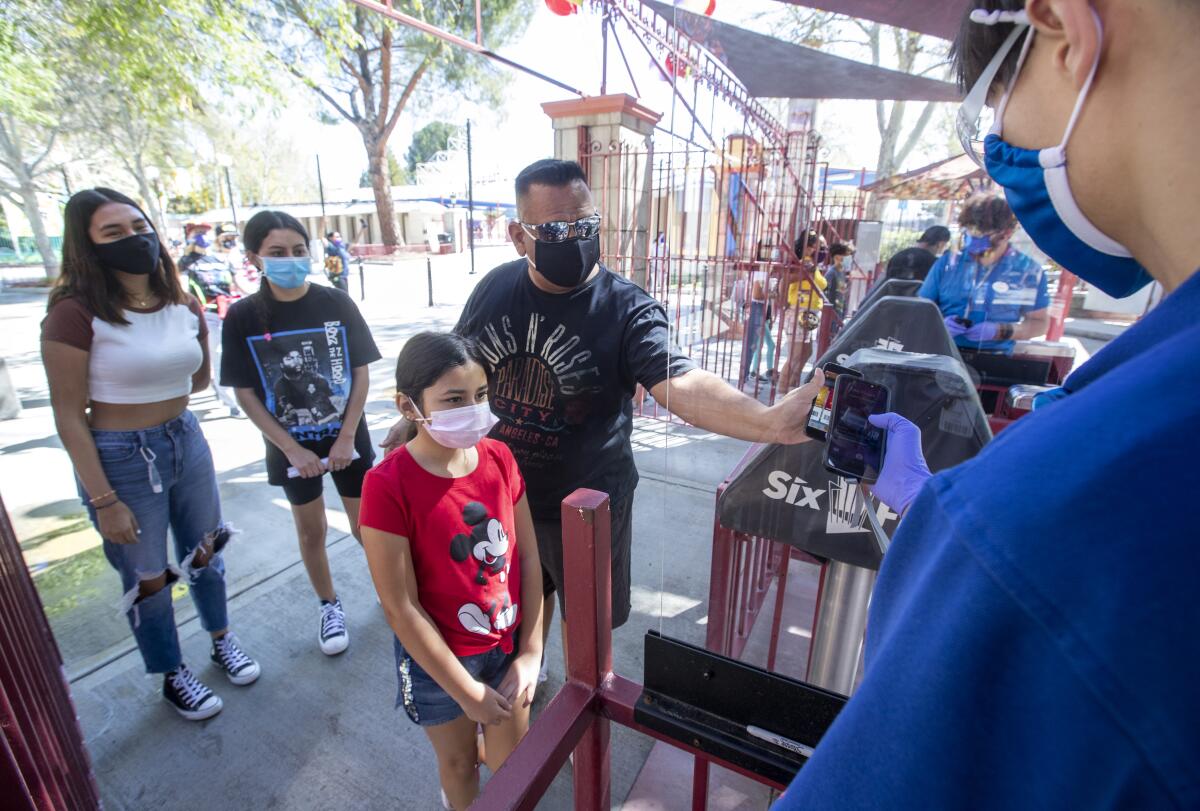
top-left (805, 362), bottom-right (863, 441)
top-left (824, 376), bottom-right (891, 483)
top-left (952, 315), bottom-right (974, 328)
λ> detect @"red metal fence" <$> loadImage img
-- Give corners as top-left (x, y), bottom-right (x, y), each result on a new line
top-left (0, 495), bottom-right (101, 810)
top-left (577, 130), bottom-right (868, 419)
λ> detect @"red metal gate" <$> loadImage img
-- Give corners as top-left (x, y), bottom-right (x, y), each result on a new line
top-left (0, 495), bottom-right (101, 810)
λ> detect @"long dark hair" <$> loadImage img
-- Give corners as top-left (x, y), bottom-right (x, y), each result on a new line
top-left (242, 209), bottom-right (311, 334)
top-left (395, 332), bottom-right (485, 443)
top-left (50, 188), bottom-right (184, 324)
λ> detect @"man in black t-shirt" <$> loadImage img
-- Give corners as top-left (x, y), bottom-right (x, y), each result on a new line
top-left (885, 225), bottom-right (951, 281)
top-left (382, 159), bottom-right (823, 659)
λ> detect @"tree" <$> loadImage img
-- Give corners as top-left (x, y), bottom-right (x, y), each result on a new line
top-left (775, 10), bottom-right (951, 217)
top-left (359, 151), bottom-right (408, 190)
top-left (406, 121), bottom-right (460, 173)
top-left (259, 0), bottom-right (531, 246)
top-left (0, 2), bottom-right (75, 277)
top-left (0, 0), bottom-right (262, 277)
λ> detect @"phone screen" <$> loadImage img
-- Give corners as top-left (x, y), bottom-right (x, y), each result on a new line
top-left (805, 363), bottom-right (862, 441)
top-left (825, 377), bottom-right (890, 482)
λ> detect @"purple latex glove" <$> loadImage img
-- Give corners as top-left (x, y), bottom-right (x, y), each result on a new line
top-left (866, 413), bottom-right (932, 515)
top-left (943, 315), bottom-right (969, 337)
top-left (963, 321), bottom-right (1000, 342)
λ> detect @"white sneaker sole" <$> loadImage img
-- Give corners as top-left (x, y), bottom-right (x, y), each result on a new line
top-left (320, 632), bottom-right (349, 656)
top-left (226, 661), bottom-right (261, 686)
top-left (167, 694), bottom-right (223, 721)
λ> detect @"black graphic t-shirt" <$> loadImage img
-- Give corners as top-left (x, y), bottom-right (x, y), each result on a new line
top-left (220, 284), bottom-right (381, 448)
top-left (455, 260), bottom-right (696, 519)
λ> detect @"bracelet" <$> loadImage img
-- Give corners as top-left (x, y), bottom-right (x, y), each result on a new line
top-left (94, 498), bottom-right (120, 511)
top-left (88, 489), bottom-right (116, 506)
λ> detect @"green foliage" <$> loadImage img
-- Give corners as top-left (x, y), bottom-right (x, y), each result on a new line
top-left (167, 187), bottom-right (215, 215)
top-left (880, 227), bottom-right (923, 264)
top-left (406, 121), bottom-right (460, 172)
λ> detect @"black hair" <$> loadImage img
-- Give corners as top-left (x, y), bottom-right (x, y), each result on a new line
top-left (829, 242), bottom-right (854, 258)
top-left (959, 191), bottom-right (1017, 233)
top-left (394, 331), bottom-right (486, 442)
top-left (51, 187), bottom-right (185, 324)
top-left (325, 231), bottom-right (336, 240)
top-left (792, 230), bottom-right (821, 259)
top-left (919, 225), bottom-right (952, 246)
top-left (950, 0), bottom-right (1028, 92)
top-left (243, 210), bottom-right (311, 334)
top-left (515, 159), bottom-right (588, 201)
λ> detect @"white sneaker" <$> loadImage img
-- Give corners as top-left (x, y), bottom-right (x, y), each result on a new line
top-left (163, 664), bottom-right (223, 721)
top-left (319, 599), bottom-right (349, 656)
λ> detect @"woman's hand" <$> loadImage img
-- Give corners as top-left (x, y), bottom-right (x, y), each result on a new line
top-left (328, 434), bottom-right (356, 472)
top-left (97, 501), bottom-right (140, 544)
top-left (498, 651), bottom-right (542, 708)
top-left (461, 681), bottom-right (513, 727)
top-left (866, 413), bottom-right (933, 514)
top-left (766, 367), bottom-right (824, 444)
top-left (285, 444), bottom-right (325, 478)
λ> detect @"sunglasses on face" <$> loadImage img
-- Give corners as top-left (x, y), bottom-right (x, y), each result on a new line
top-left (518, 214), bottom-right (602, 243)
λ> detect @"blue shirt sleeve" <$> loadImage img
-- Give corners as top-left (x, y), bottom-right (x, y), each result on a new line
top-left (772, 483), bottom-right (1177, 811)
top-left (917, 254), bottom-right (946, 303)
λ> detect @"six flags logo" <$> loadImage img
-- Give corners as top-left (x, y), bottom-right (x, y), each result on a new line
top-left (762, 470), bottom-right (898, 534)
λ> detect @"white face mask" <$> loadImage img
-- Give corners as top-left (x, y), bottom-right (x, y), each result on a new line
top-left (413, 401), bottom-right (499, 449)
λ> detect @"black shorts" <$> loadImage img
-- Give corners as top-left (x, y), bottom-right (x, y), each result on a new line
top-left (264, 418), bottom-right (376, 506)
top-left (535, 495), bottom-right (633, 629)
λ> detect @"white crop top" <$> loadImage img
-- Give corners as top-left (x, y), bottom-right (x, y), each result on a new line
top-left (41, 296), bottom-right (207, 404)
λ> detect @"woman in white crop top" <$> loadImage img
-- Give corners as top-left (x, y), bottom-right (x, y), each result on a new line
top-left (41, 188), bottom-right (259, 721)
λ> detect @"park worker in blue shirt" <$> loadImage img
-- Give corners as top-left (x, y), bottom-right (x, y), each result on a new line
top-left (919, 191), bottom-right (1050, 353)
top-left (776, 0), bottom-right (1200, 808)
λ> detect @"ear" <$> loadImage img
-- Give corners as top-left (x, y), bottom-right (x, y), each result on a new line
top-left (507, 221), bottom-right (527, 257)
top-left (450, 534), bottom-right (472, 562)
top-left (396, 393), bottom-right (421, 421)
top-left (1026, 0), bottom-right (1101, 90)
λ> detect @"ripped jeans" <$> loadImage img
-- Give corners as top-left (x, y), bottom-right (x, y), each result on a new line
top-left (82, 410), bottom-right (231, 674)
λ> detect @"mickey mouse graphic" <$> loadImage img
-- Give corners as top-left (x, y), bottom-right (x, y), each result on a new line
top-left (451, 502), bottom-right (518, 636)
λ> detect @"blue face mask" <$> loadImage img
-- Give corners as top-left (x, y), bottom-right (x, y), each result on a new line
top-left (963, 233), bottom-right (992, 256)
top-left (261, 256), bottom-right (311, 289)
top-left (958, 9), bottom-right (1153, 299)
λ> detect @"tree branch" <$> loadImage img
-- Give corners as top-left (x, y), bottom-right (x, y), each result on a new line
top-left (894, 100), bottom-right (939, 167)
top-left (378, 23), bottom-right (392, 131)
top-left (382, 55), bottom-right (432, 143)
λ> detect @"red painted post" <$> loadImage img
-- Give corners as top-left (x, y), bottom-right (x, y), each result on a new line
top-left (1045, 269), bottom-right (1077, 343)
top-left (562, 490), bottom-right (613, 811)
top-left (691, 757), bottom-right (710, 811)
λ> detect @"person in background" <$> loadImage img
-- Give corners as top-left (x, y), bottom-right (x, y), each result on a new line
top-left (41, 188), bottom-right (258, 722)
top-left (221, 211), bottom-right (379, 657)
top-left (824, 241), bottom-right (854, 325)
top-left (775, 0), bottom-right (1200, 806)
top-left (778, 231), bottom-right (828, 393)
top-left (884, 225), bottom-right (951, 281)
top-left (324, 231), bottom-right (351, 293)
top-left (919, 192), bottom-right (1049, 354)
top-left (178, 226), bottom-right (213, 275)
top-left (360, 332), bottom-right (543, 811)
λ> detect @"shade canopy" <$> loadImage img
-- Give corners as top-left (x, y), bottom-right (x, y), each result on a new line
top-left (860, 153), bottom-right (989, 200)
top-left (643, 0), bottom-right (960, 101)
top-left (773, 0), bottom-right (972, 40)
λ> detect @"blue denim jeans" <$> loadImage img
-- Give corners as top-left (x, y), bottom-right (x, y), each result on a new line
top-left (82, 410), bottom-right (231, 674)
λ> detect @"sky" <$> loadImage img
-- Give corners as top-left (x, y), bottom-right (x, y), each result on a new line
top-left (300, 0), bottom-right (960, 199)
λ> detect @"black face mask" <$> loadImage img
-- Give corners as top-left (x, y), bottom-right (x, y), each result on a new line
top-left (94, 232), bottom-right (160, 276)
top-left (530, 235), bottom-right (600, 289)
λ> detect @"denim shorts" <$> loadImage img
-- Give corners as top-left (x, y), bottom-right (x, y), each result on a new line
top-left (393, 636), bottom-right (515, 727)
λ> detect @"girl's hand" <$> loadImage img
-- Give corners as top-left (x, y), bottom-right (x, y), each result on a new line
top-left (285, 445), bottom-right (325, 478)
top-left (462, 682), bottom-right (513, 726)
top-left (328, 434), bottom-right (356, 472)
top-left (498, 651), bottom-right (542, 708)
top-left (98, 501), bottom-right (140, 545)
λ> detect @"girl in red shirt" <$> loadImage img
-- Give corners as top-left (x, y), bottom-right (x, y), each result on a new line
top-left (359, 332), bottom-right (542, 810)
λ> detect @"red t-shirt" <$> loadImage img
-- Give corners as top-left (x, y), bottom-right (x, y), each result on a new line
top-left (359, 438), bottom-right (525, 657)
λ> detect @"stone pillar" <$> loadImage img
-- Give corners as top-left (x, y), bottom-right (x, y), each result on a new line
top-left (541, 95), bottom-right (661, 288)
